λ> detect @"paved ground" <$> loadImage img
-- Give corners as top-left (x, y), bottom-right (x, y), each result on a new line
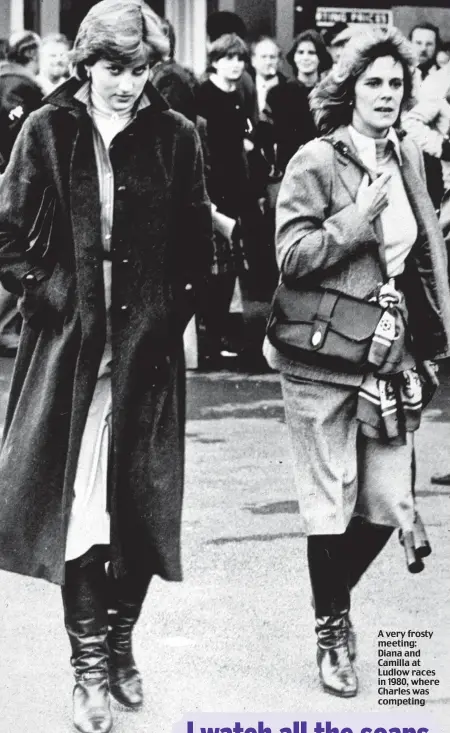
top-left (0, 357), bottom-right (448, 733)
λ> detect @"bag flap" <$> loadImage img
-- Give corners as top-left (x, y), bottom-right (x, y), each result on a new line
top-left (273, 284), bottom-right (382, 342)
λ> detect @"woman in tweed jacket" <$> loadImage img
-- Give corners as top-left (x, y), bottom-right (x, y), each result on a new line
top-left (264, 28), bottom-right (450, 699)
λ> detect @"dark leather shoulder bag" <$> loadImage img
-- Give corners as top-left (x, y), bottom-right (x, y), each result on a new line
top-left (266, 284), bottom-right (383, 373)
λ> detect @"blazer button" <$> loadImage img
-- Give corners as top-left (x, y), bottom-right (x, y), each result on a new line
top-left (121, 258), bottom-right (129, 265)
top-left (117, 185), bottom-right (127, 192)
top-left (120, 304), bottom-right (129, 312)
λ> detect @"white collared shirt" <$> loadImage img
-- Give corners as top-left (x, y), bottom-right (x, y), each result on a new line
top-left (348, 125), bottom-right (418, 277)
top-left (255, 74), bottom-right (279, 117)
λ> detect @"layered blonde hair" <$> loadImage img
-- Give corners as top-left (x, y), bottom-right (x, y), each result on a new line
top-left (71, 0), bottom-right (169, 80)
top-left (309, 26), bottom-right (416, 135)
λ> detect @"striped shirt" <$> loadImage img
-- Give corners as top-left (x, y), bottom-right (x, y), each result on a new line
top-left (74, 81), bottom-right (151, 253)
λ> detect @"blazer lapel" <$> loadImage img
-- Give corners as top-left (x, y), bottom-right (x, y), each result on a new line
top-left (326, 127), bottom-right (367, 202)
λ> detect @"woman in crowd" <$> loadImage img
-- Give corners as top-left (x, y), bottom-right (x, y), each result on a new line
top-left (196, 33), bottom-right (254, 367)
top-left (264, 29), bottom-right (331, 173)
top-left (0, 2), bottom-right (211, 732)
top-left (264, 27), bottom-right (450, 698)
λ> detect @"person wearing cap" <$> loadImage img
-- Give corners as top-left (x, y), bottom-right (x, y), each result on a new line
top-left (324, 22), bottom-right (348, 66)
top-left (0, 2), bottom-right (212, 731)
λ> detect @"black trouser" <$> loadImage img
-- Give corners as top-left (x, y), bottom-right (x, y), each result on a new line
top-left (196, 272), bottom-right (237, 360)
top-left (308, 518), bottom-right (394, 617)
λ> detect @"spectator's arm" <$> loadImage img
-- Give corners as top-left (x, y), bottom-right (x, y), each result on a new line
top-left (402, 99), bottom-right (448, 159)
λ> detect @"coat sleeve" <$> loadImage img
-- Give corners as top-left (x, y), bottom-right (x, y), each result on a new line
top-left (0, 114), bottom-right (51, 295)
top-left (178, 124), bottom-right (213, 285)
top-left (276, 140), bottom-right (378, 282)
top-left (402, 99), bottom-right (448, 159)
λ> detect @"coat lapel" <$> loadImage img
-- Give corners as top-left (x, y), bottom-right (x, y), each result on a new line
top-left (325, 127), bottom-right (367, 202)
top-left (68, 114), bottom-right (106, 333)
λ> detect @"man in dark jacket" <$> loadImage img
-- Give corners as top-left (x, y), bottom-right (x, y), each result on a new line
top-left (0, 30), bottom-right (43, 354)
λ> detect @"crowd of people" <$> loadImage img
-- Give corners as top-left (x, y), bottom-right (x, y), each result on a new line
top-left (1, 13), bottom-right (450, 372)
top-left (0, 3), bottom-right (450, 732)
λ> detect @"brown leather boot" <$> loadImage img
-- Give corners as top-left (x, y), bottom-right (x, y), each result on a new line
top-left (316, 611), bottom-right (358, 698)
top-left (62, 559), bottom-right (112, 733)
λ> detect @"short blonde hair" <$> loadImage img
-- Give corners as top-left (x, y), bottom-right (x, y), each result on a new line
top-left (310, 26), bottom-right (416, 135)
top-left (71, 0), bottom-right (169, 80)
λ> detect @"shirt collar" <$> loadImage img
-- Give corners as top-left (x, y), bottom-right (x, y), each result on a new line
top-left (255, 74), bottom-right (278, 90)
top-left (348, 125), bottom-right (402, 166)
top-left (74, 81), bottom-right (151, 118)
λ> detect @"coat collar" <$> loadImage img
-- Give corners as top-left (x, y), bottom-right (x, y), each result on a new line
top-left (44, 75), bottom-right (170, 117)
top-left (323, 125), bottom-right (407, 202)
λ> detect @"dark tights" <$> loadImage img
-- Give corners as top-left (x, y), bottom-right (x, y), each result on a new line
top-left (308, 518), bottom-right (394, 616)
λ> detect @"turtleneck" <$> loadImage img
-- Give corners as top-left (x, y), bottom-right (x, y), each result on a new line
top-left (90, 85), bottom-right (134, 149)
top-left (348, 125), bottom-right (417, 277)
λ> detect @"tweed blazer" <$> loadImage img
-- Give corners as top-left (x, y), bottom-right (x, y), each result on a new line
top-left (264, 126), bottom-right (450, 386)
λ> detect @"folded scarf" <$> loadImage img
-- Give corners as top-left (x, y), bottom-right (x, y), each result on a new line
top-left (357, 368), bottom-right (422, 444)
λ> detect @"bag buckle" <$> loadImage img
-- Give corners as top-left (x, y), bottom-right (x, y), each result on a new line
top-left (309, 291), bottom-right (339, 350)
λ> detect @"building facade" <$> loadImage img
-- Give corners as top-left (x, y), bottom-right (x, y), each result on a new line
top-left (0, 0), bottom-right (449, 75)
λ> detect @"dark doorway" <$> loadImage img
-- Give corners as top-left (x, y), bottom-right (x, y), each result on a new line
top-left (24, 0), bottom-right (41, 32)
top-left (60, 0), bottom-right (165, 42)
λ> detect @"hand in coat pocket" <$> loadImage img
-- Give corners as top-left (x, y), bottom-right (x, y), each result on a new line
top-left (18, 263), bottom-right (76, 327)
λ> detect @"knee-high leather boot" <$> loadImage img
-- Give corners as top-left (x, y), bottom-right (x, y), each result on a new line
top-left (308, 534), bottom-right (358, 698)
top-left (61, 557), bottom-right (112, 733)
top-left (107, 567), bottom-right (152, 709)
top-left (345, 516), bottom-right (394, 590)
top-left (340, 517), bottom-right (394, 662)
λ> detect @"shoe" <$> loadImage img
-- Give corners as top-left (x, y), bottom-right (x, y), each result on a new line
top-left (430, 472), bottom-right (450, 485)
top-left (73, 677), bottom-right (111, 733)
top-left (62, 560), bottom-right (112, 733)
top-left (107, 570), bottom-right (151, 710)
top-left (316, 612), bottom-right (358, 698)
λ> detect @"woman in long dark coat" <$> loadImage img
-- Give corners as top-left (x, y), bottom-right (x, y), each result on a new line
top-left (0, 2), bottom-right (212, 732)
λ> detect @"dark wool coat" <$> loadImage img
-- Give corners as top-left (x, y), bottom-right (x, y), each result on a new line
top-left (264, 79), bottom-right (317, 173)
top-left (0, 78), bottom-right (212, 585)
